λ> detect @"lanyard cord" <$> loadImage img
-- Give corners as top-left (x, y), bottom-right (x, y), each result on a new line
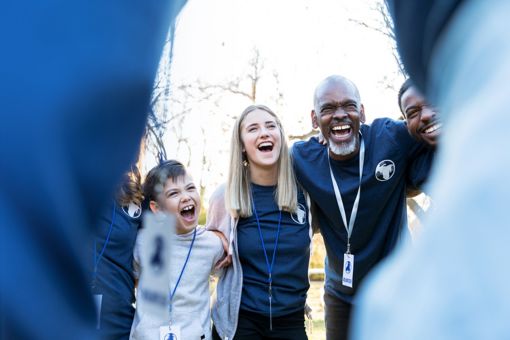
top-left (252, 197), bottom-right (282, 285)
top-left (168, 227), bottom-right (197, 318)
top-left (327, 135), bottom-right (365, 254)
top-left (252, 192), bottom-right (282, 330)
top-left (93, 201), bottom-right (116, 285)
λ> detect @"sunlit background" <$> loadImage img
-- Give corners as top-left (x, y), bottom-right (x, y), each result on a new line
top-left (143, 0), bottom-right (405, 201)
top-left (141, 2), bottom-right (426, 337)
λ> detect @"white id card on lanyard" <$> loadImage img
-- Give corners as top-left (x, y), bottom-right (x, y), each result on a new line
top-left (342, 253), bottom-right (354, 287)
top-left (328, 135), bottom-right (364, 288)
top-left (159, 325), bottom-right (181, 340)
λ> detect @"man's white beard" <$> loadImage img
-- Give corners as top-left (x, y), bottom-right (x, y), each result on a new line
top-left (329, 137), bottom-right (358, 157)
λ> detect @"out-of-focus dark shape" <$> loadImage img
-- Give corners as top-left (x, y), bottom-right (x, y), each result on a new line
top-left (354, 1), bottom-right (510, 339)
top-left (0, 1), bottom-right (186, 338)
top-left (387, 0), bottom-right (462, 93)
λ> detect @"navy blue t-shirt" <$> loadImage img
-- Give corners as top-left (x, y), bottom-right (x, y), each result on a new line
top-left (91, 200), bottom-right (141, 339)
top-left (292, 118), bottom-right (433, 303)
top-left (237, 183), bottom-right (311, 317)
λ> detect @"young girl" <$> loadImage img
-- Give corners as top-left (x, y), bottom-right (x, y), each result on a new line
top-left (210, 105), bottom-right (312, 340)
top-left (130, 160), bottom-right (225, 340)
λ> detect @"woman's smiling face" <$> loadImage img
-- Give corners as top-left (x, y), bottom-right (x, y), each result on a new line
top-left (240, 108), bottom-right (282, 172)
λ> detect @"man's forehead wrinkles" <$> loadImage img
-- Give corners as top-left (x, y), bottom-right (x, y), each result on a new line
top-left (320, 98), bottom-right (357, 106)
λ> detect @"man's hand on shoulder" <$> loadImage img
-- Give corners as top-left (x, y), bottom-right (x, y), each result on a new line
top-left (312, 131), bottom-right (327, 145)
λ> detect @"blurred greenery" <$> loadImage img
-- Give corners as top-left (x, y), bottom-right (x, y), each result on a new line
top-left (199, 205), bottom-right (207, 225)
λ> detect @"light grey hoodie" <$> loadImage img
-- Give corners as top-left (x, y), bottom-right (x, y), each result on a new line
top-left (206, 185), bottom-right (241, 340)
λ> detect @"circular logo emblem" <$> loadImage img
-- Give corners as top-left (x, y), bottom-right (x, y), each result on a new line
top-left (291, 203), bottom-right (307, 225)
top-left (122, 202), bottom-right (142, 218)
top-left (375, 160), bottom-right (395, 181)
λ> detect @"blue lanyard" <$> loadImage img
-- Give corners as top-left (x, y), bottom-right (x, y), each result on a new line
top-left (252, 193), bottom-right (282, 331)
top-left (168, 227), bottom-right (197, 322)
top-left (92, 201), bottom-right (116, 287)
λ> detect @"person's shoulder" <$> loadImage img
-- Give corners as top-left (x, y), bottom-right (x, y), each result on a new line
top-left (207, 184), bottom-right (227, 214)
top-left (294, 137), bottom-right (320, 148)
top-left (210, 183), bottom-right (226, 201)
top-left (365, 117), bottom-right (412, 144)
top-left (206, 183), bottom-right (231, 233)
top-left (201, 227), bottom-right (224, 245)
top-left (292, 137), bottom-right (323, 156)
top-left (201, 228), bottom-right (226, 261)
top-left (368, 117), bottom-right (406, 132)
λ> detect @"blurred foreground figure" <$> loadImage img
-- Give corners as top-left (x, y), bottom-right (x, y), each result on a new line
top-left (353, 1), bottom-right (510, 339)
top-left (0, 1), bottom-right (186, 338)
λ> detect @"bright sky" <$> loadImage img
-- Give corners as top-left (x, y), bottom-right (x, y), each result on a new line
top-left (150, 0), bottom-right (406, 204)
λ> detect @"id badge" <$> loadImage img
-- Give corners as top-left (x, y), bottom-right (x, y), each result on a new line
top-left (93, 294), bottom-right (103, 329)
top-left (159, 325), bottom-right (181, 340)
top-left (342, 253), bottom-right (354, 288)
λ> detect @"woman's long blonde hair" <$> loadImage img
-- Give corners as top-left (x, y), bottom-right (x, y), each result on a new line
top-left (225, 104), bottom-right (297, 218)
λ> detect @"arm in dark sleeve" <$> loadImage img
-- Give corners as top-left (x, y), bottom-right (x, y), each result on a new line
top-left (389, 119), bottom-right (436, 192)
top-left (406, 146), bottom-right (436, 192)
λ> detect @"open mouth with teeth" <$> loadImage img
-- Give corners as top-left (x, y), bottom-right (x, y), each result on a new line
top-left (180, 204), bottom-right (196, 222)
top-left (421, 122), bottom-right (442, 135)
top-left (330, 124), bottom-right (352, 141)
top-left (258, 141), bottom-right (274, 152)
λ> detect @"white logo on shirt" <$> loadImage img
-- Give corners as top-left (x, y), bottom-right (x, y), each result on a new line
top-left (291, 203), bottom-right (307, 224)
top-left (375, 160), bottom-right (395, 181)
top-left (122, 202), bottom-right (142, 218)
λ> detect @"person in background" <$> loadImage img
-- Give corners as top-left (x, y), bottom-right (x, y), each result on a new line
top-left (210, 104), bottom-right (312, 340)
top-left (91, 167), bottom-right (143, 339)
top-left (0, 0), bottom-right (187, 338)
top-left (398, 78), bottom-right (440, 198)
top-left (398, 78), bottom-right (441, 147)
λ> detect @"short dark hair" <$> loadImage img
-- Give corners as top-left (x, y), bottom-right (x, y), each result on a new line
top-left (397, 78), bottom-right (414, 117)
top-left (143, 160), bottom-right (187, 209)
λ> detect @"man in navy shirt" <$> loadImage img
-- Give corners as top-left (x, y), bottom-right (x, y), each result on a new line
top-left (292, 75), bottom-right (434, 340)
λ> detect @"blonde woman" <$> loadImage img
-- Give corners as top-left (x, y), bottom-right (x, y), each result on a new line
top-left (209, 105), bottom-right (312, 340)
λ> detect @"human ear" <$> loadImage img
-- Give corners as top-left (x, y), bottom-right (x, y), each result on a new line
top-left (360, 104), bottom-right (366, 124)
top-left (311, 110), bottom-right (319, 129)
top-left (149, 200), bottom-right (160, 213)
